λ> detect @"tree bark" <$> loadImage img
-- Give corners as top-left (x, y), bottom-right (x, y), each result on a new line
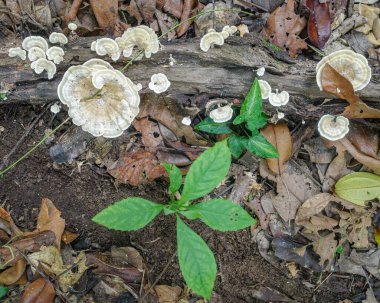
top-left (1, 35), bottom-right (379, 119)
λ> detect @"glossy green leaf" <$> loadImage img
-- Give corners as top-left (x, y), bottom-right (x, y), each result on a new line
top-left (228, 135), bottom-right (247, 158)
top-left (195, 117), bottom-right (232, 134)
top-left (181, 140), bottom-right (231, 202)
top-left (93, 198), bottom-right (164, 231)
top-left (335, 172), bottom-right (380, 206)
top-left (247, 113), bottom-right (267, 132)
top-left (233, 79), bottom-right (262, 125)
top-left (177, 216), bottom-right (216, 299)
top-left (244, 133), bottom-right (279, 158)
top-left (163, 163), bottom-right (182, 195)
top-left (186, 199), bottom-right (256, 231)
top-left (0, 286), bottom-right (8, 299)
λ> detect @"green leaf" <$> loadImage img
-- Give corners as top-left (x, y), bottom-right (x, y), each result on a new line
top-left (0, 286), bottom-right (8, 299)
top-left (228, 135), bottom-right (247, 158)
top-left (246, 113), bottom-right (267, 132)
top-left (92, 198), bottom-right (164, 231)
top-left (176, 216), bottom-right (216, 299)
top-left (335, 172), bottom-right (380, 206)
top-left (244, 133), bottom-right (279, 158)
top-left (180, 140), bottom-right (231, 202)
top-left (233, 79), bottom-right (262, 125)
top-left (186, 199), bottom-right (256, 231)
top-left (195, 117), bottom-right (232, 134)
top-left (163, 163), bottom-right (182, 195)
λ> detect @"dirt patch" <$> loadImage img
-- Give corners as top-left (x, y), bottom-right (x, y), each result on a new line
top-left (0, 105), bottom-right (361, 302)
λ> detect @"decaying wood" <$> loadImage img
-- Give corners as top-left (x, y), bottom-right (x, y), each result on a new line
top-left (0, 35), bottom-right (379, 119)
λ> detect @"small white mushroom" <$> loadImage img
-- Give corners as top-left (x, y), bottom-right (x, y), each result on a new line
top-left (31, 58), bottom-right (56, 79)
top-left (221, 30), bottom-right (229, 39)
top-left (315, 49), bottom-right (371, 91)
top-left (49, 32), bottom-right (68, 46)
top-left (90, 41), bottom-right (97, 52)
top-left (93, 38), bottom-right (120, 61)
top-left (277, 112), bottom-right (285, 119)
top-left (268, 90), bottom-right (289, 107)
top-left (209, 105), bottom-right (233, 123)
top-left (200, 31), bottom-right (225, 52)
top-left (148, 73), bottom-right (171, 94)
top-left (237, 24), bottom-right (249, 37)
top-left (222, 25), bottom-right (237, 35)
top-left (46, 47), bottom-right (65, 64)
top-left (50, 103), bottom-right (61, 114)
top-left (28, 47), bottom-right (46, 61)
top-left (22, 36), bottom-right (49, 51)
top-left (68, 22), bottom-right (77, 31)
top-left (258, 80), bottom-right (271, 99)
top-left (182, 116), bottom-right (192, 126)
top-left (255, 67), bottom-right (265, 76)
top-left (8, 47), bottom-right (26, 60)
top-left (318, 115), bottom-right (349, 141)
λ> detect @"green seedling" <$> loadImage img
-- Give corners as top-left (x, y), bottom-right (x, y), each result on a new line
top-left (93, 140), bottom-right (256, 299)
top-left (195, 78), bottom-right (279, 159)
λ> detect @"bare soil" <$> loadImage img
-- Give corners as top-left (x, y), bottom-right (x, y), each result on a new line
top-left (0, 105), bottom-right (362, 302)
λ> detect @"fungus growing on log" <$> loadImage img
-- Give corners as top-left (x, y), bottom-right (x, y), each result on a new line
top-left (31, 58), bottom-right (56, 79)
top-left (8, 47), bottom-right (26, 60)
top-left (148, 73), bottom-right (171, 94)
top-left (317, 114), bottom-right (349, 141)
top-left (49, 32), bottom-right (68, 46)
top-left (22, 36), bottom-right (49, 51)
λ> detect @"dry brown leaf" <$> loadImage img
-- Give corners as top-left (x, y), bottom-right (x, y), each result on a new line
top-left (157, 0), bottom-right (183, 19)
top-left (111, 246), bottom-right (144, 271)
top-left (313, 232), bottom-right (337, 268)
top-left (61, 230), bottom-right (79, 245)
top-left (36, 198), bottom-right (65, 249)
top-left (133, 118), bottom-right (163, 150)
top-left (20, 278), bottom-right (55, 303)
top-left (0, 259), bottom-right (26, 285)
top-left (261, 123), bottom-right (292, 175)
top-left (263, 0), bottom-right (307, 57)
top-left (107, 149), bottom-right (166, 186)
top-left (124, 0), bottom-right (143, 25)
top-left (347, 123), bottom-right (379, 159)
top-left (347, 212), bottom-right (372, 249)
top-left (136, 0), bottom-right (156, 23)
top-left (322, 152), bottom-right (351, 192)
top-left (321, 63), bottom-right (380, 119)
top-left (155, 285), bottom-right (182, 303)
top-left (0, 207), bottom-right (23, 237)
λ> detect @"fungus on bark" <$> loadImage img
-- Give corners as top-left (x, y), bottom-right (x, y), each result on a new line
top-left (49, 32), bottom-right (68, 46)
top-left (31, 58), bottom-right (56, 79)
top-left (258, 80), bottom-right (271, 99)
top-left (317, 114), bottom-right (349, 141)
top-left (93, 38), bottom-right (120, 61)
top-left (27, 47), bottom-right (46, 61)
top-left (8, 47), bottom-right (26, 60)
top-left (209, 105), bottom-right (233, 123)
top-left (148, 73), bottom-right (171, 93)
top-left (22, 36), bottom-right (49, 51)
top-left (268, 90), bottom-right (290, 107)
top-left (46, 47), bottom-right (65, 64)
top-left (200, 31), bottom-right (225, 52)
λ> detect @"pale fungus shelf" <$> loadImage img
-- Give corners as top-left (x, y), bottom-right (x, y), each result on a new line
top-left (200, 31), bottom-right (225, 52)
top-left (50, 103), bottom-right (61, 114)
top-left (57, 59), bottom-right (141, 138)
top-left (22, 36), bottom-right (49, 51)
top-left (46, 47), bottom-right (65, 64)
top-left (209, 105), bottom-right (233, 123)
top-left (318, 115), bottom-right (350, 141)
top-left (316, 49), bottom-right (371, 91)
top-left (28, 47), bottom-right (46, 61)
top-left (149, 73), bottom-right (171, 94)
top-left (93, 38), bottom-right (120, 62)
top-left (31, 58), bottom-right (56, 80)
top-left (8, 47), bottom-right (26, 60)
top-left (268, 90), bottom-right (290, 107)
top-left (68, 23), bottom-right (78, 31)
top-left (258, 80), bottom-right (271, 99)
top-left (49, 32), bottom-right (68, 46)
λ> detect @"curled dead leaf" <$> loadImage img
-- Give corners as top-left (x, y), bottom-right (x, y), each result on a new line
top-left (155, 285), bottom-right (182, 303)
top-left (0, 259), bottom-right (26, 285)
top-left (20, 278), bottom-right (55, 303)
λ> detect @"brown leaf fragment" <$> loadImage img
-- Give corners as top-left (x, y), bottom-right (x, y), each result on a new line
top-left (125, 0), bottom-right (143, 25)
top-left (155, 285), bottom-right (182, 303)
top-left (250, 285), bottom-right (296, 302)
top-left (108, 149), bottom-right (166, 186)
top-left (64, 0), bottom-right (82, 23)
top-left (313, 232), bottom-right (337, 268)
top-left (133, 118), bottom-right (163, 150)
top-left (110, 246), bottom-right (144, 271)
top-left (0, 259), bottom-right (26, 285)
top-left (263, 0), bottom-right (307, 57)
top-left (36, 198), bottom-right (65, 249)
top-left (177, 0), bottom-right (197, 37)
top-left (20, 278), bottom-right (55, 303)
top-left (306, 0), bottom-right (331, 48)
top-left (321, 64), bottom-right (380, 119)
top-left (61, 230), bottom-right (79, 245)
top-left (347, 123), bottom-right (379, 159)
top-left (261, 123), bottom-right (292, 174)
top-left (157, 150), bottom-right (192, 167)
top-left (157, 0), bottom-right (183, 19)
top-left (0, 207), bottom-right (23, 237)
top-left (348, 212), bottom-right (372, 249)
top-left (136, 0), bottom-right (156, 23)
top-left (86, 254), bottom-right (142, 283)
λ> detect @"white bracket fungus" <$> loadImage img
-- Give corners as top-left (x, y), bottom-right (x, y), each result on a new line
top-left (318, 114), bottom-right (349, 141)
top-left (148, 73), bottom-right (171, 94)
top-left (28, 47), bottom-right (46, 61)
top-left (268, 90), bottom-right (289, 107)
top-left (209, 105), bottom-right (233, 123)
top-left (255, 67), bottom-right (266, 76)
top-left (118, 25), bottom-right (160, 58)
top-left (93, 38), bottom-right (120, 62)
top-left (258, 80), bottom-right (271, 99)
top-left (8, 47), bottom-right (26, 60)
top-left (316, 49), bottom-right (371, 91)
top-left (50, 103), bottom-right (61, 114)
top-left (181, 116), bottom-right (192, 126)
top-left (57, 59), bottom-right (141, 138)
top-left (200, 31), bottom-right (225, 52)
top-left (46, 47), bottom-right (65, 64)
top-left (222, 25), bottom-right (237, 35)
top-left (49, 32), bottom-right (68, 46)
top-left (31, 58), bottom-right (56, 79)
top-left (22, 36), bottom-right (49, 51)
top-left (68, 22), bottom-right (77, 31)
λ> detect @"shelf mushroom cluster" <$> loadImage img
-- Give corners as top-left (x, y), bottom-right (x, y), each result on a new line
top-left (90, 25), bottom-right (160, 61)
top-left (57, 58), bottom-right (142, 138)
top-left (8, 32), bottom-right (69, 79)
top-left (200, 25), bottom-right (237, 52)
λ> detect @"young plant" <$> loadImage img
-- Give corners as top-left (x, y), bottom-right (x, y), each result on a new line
top-left (195, 78), bottom-right (280, 159)
top-left (92, 140), bottom-right (255, 299)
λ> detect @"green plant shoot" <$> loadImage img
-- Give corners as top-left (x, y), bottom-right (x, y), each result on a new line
top-left (92, 140), bottom-right (256, 299)
top-left (195, 78), bottom-right (279, 159)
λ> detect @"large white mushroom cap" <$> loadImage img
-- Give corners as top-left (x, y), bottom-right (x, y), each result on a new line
top-left (316, 49), bottom-right (371, 91)
top-left (31, 58), bottom-right (56, 79)
top-left (209, 105), bottom-right (233, 123)
top-left (318, 114), bottom-right (349, 141)
top-left (200, 31), bottom-right (225, 52)
top-left (93, 38), bottom-right (120, 62)
top-left (148, 73), bottom-right (171, 94)
top-left (119, 25), bottom-right (160, 58)
top-left (22, 36), bottom-right (49, 51)
top-left (49, 32), bottom-right (68, 45)
top-left (8, 47), bottom-right (26, 60)
top-left (57, 59), bottom-right (141, 138)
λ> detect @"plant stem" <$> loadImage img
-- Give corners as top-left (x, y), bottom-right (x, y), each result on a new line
top-left (0, 117), bottom-right (71, 177)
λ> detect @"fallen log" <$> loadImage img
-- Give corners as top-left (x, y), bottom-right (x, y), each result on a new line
top-left (1, 35), bottom-right (379, 119)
